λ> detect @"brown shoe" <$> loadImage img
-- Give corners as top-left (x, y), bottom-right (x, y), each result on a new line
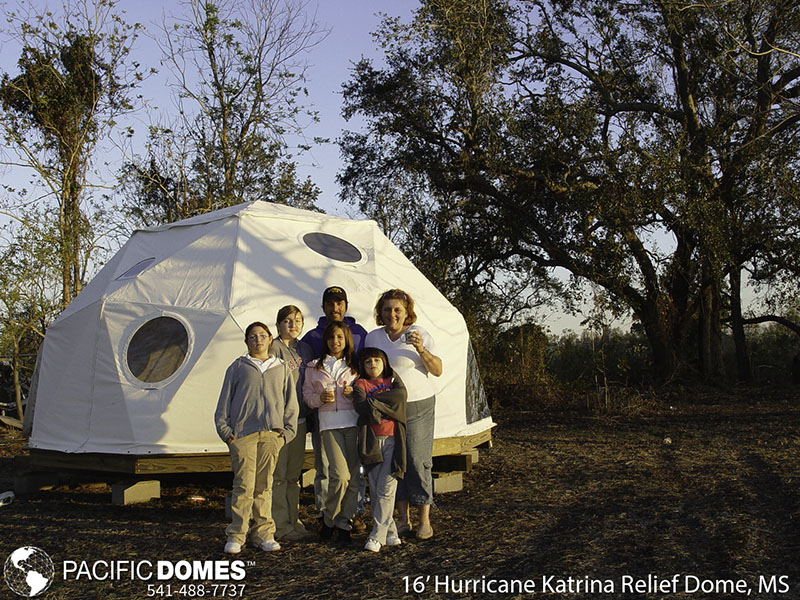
top-left (351, 515), bottom-right (367, 533)
top-left (415, 523), bottom-right (433, 540)
top-left (397, 521), bottom-right (412, 537)
top-left (279, 529), bottom-right (315, 542)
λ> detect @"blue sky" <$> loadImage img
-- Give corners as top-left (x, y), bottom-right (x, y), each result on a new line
top-left (0, 0), bottom-right (413, 214)
top-left (0, 0), bottom-right (608, 333)
top-left (292, 1), bottom-right (418, 216)
top-left (117, 0), bottom-right (417, 216)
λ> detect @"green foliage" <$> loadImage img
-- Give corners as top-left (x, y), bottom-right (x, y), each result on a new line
top-left (477, 322), bottom-right (555, 409)
top-left (340, 0), bottom-right (800, 382)
top-left (746, 318), bottom-right (800, 385)
top-left (0, 210), bottom-right (63, 417)
top-left (547, 327), bottom-right (652, 388)
top-left (0, 0), bottom-right (143, 304)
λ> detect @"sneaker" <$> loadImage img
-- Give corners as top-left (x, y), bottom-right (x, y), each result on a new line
top-left (416, 523), bottom-right (433, 540)
top-left (224, 542), bottom-right (241, 554)
top-left (385, 535), bottom-right (402, 546)
top-left (364, 538), bottom-right (381, 553)
top-left (255, 539), bottom-right (281, 551)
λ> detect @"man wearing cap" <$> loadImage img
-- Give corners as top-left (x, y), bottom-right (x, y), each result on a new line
top-left (301, 286), bottom-right (369, 527)
top-left (301, 286), bottom-right (368, 357)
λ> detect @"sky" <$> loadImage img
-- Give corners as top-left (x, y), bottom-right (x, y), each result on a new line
top-left (117, 0), bottom-right (417, 217)
top-left (0, 0), bottom-right (595, 333)
top-left (288, 0), bottom-right (417, 216)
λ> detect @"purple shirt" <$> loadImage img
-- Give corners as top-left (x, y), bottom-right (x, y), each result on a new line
top-left (300, 315), bottom-right (368, 359)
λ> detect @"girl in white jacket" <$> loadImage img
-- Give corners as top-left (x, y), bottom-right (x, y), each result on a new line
top-left (302, 321), bottom-right (359, 543)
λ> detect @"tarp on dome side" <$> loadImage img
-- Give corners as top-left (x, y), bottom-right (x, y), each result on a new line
top-left (28, 201), bottom-right (492, 455)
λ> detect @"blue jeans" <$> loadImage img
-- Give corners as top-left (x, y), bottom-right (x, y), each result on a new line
top-left (366, 436), bottom-right (399, 543)
top-left (396, 396), bottom-right (435, 505)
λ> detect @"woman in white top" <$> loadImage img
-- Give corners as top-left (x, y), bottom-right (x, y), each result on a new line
top-left (365, 289), bottom-right (442, 540)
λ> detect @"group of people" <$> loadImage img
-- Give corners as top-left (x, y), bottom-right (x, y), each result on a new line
top-left (214, 286), bottom-right (442, 555)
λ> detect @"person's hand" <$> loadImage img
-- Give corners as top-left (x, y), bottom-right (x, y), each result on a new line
top-left (343, 385), bottom-right (353, 397)
top-left (321, 390), bottom-right (335, 403)
top-left (225, 434), bottom-right (235, 444)
top-left (406, 330), bottom-right (425, 353)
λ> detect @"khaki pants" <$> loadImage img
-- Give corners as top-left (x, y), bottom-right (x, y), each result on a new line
top-left (320, 426), bottom-right (360, 530)
top-left (271, 420), bottom-right (308, 538)
top-left (227, 430), bottom-right (284, 545)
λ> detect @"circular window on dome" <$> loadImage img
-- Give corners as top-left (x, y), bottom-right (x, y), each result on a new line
top-left (303, 232), bottom-right (363, 263)
top-left (127, 316), bottom-right (189, 383)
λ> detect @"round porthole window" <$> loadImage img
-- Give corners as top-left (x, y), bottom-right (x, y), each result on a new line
top-left (127, 316), bottom-right (189, 383)
top-left (303, 232), bottom-right (363, 263)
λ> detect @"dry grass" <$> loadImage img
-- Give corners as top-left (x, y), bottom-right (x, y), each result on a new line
top-left (1, 386), bottom-right (799, 599)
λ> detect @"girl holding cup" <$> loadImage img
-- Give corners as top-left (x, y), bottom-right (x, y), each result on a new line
top-left (302, 321), bottom-right (359, 543)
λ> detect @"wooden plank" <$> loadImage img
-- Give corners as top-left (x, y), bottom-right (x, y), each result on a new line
top-left (432, 472), bottom-right (463, 494)
top-left (23, 424), bottom-right (492, 476)
top-left (432, 453), bottom-right (473, 473)
top-left (27, 450), bottom-right (139, 473)
top-left (302, 450), bottom-right (315, 470)
top-left (26, 449), bottom-right (231, 475)
top-left (0, 415), bottom-right (23, 429)
top-left (133, 455), bottom-right (231, 474)
top-left (112, 480), bottom-right (161, 505)
top-left (432, 426), bottom-right (493, 456)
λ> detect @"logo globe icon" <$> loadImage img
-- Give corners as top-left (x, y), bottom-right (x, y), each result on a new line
top-left (4, 547), bottom-right (55, 597)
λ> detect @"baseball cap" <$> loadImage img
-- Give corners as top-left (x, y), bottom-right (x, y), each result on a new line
top-left (322, 286), bottom-right (348, 304)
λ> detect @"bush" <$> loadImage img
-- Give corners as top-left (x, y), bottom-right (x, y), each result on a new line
top-left (744, 322), bottom-right (800, 384)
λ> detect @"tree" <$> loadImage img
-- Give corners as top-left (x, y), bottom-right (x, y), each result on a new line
top-left (121, 0), bottom-right (327, 225)
top-left (0, 0), bottom-right (143, 306)
top-left (0, 210), bottom-right (62, 419)
top-left (339, 0), bottom-right (564, 332)
top-left (340, 0), bottom-right (800, 381)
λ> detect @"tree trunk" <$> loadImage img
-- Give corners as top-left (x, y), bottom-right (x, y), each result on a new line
top-left (729, 266), bottom-right (753, 382)
top-left (12, 338), bottom-right (24, 421)
top-left (637, 294), bottom-right (680, 382)
top-left (698, 262), bottom-right (725, 381)
top-left (710, 275), bottom-right (724, 378)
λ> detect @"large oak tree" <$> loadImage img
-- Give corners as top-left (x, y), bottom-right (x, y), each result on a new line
top-left (340, 0), bottom-right (800, 381)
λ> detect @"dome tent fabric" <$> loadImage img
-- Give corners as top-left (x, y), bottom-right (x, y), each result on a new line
top-left (29, 201), bottom-right (492, 455)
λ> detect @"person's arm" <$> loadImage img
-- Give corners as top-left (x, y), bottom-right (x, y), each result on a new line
top-left (352, 380), bottom-right (383, 424)
top-left (280, 366), bottom-right (298, 443)
top-left (303, 364), bottom-right (322, 409)
top-left (419, 347), bottom-right (442, 377)
top-left (360, 377), bottom-right (407, 423)
top-left (214, 363), bottom-right (236, 443)
top-left (351, 381), bottom-right (370, 416)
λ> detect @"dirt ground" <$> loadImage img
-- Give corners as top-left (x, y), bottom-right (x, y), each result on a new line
top-left (1, 386), bottom-right (799, 599)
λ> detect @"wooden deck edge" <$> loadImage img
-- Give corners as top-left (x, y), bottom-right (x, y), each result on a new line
top-left (23, 424), bottom-right (494, 476)
top-left (24, 450), bottom-right (232, 475)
